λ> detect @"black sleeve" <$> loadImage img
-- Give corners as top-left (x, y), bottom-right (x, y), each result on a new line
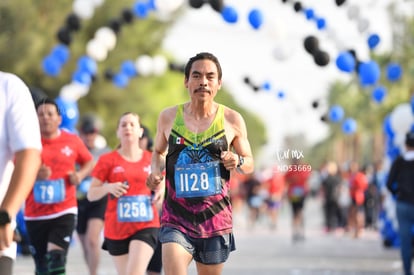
top-left (386, 157), bottom-right (401, 195)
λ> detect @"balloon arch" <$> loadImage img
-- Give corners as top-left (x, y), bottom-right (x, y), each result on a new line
top-left (41, 0), bottom-right (405, 136)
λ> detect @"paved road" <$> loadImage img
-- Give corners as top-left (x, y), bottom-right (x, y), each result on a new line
top-left (13, 197), bottom-right (403, 275)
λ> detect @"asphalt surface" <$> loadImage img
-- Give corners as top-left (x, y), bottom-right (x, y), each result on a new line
top-left (13, 197), bottom-right (404, 275)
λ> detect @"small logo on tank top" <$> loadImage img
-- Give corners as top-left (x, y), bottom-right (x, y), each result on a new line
top-left (176, 137), bottom-right (185, 144)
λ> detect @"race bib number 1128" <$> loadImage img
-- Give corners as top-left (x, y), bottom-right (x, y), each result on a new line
top-left (174, 161), bottom-right (222, 198)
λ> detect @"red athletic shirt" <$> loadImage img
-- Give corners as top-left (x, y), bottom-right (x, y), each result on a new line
top-left (285, 169), bottom-right (311, 198)
top-left (24, 130), bottom-right (93, 219)
top-left (92, 150), bottom-right (160, 240)
top-left (349, 171), bottom-right (369, 205)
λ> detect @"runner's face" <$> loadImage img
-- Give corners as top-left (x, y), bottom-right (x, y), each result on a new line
top-left (37, 103), bottom-right (62, 137)
top-left (117, 113), bottom-right (142, 143)
top-left (185, 59), bottom-right (222, 101)
top-left (80, 132), bottom-right (98, 149)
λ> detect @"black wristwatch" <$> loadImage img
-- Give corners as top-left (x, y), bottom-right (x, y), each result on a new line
top-left (237, 155), bottom-right (244, 168)
top-left (0, 210), bottom-right (11, 226)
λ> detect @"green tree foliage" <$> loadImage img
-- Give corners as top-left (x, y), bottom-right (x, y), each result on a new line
top-left (0, 0), bottom-right (266, 153)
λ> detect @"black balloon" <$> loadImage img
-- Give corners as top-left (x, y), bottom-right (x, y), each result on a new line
top-left (104, 69), bottom-right (114, 80)
top-left (56, 27), bottom-right (72, 45)
top-left (313, 50), bottom-right (330, 66)
top-left (293, 2), bottom-right (302, 12)
top-left (66, 13), bottom-right (81, 31)
top-left (189, 0), bottom-right (205, 9)
top-left (347, 49), bottom-right (360, 71)
top-left (122, 8), bottom-right (134, 24)
top-left (347, 49), bottom-right (357, 59)
top-left (108, 19), bottom-right (122, 34)
top-left (335, 0), bottom-right (346, 6)
top-left (304, 35), bottom-right (319, 55)
top-left (209, 0), bottom-right (223, 12)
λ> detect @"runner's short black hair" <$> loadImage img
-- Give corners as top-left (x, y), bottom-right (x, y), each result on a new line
top-left (184, 52), bottom-right (222, 80)
top-left (35, 97), bottom-right (61, 115)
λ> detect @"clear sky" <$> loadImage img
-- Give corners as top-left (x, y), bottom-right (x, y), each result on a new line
top-left (162, 0), bottom-right (411, 165)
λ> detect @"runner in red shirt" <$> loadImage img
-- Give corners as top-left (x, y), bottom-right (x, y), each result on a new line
top-left (263, 166), bottom-right (285, 230)
top-left (347, 161), bottom-right (369, 238)
top-left (284, 159), bottom-right (311, 242)
top-left (88, 112), bottom-right (162, 275)
top-left (24, 98), bottom-right (94, 275)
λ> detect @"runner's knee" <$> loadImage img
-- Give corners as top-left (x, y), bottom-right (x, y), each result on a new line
top-left (46, 249), bottom-right (66, 275)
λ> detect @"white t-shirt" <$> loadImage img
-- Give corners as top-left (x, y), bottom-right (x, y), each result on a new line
top-left (0, 71), bottom-right (42, 203)
top-left (0, 72), bottom-right (41, 259)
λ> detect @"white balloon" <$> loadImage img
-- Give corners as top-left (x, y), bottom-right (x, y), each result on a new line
top-left (59, 83), bottom-right (89, 102)
top-left (154, 0), bottom-right (185, 14)
top-left (390, 103), bottom-right (414, 135)
top-left (95, 134), bottom-right (108, 149)
top-left (91, 0), bottom-right (105, 7)
top-left (95, 27), bottom-right (117, 51)
top-left (357, 18), bottom-right (370, 33)
top-left (393, 132), bottom-right (406, 152)
top-left (135, 55), bottom-right (154, 76)
top-left (273, 44), bottom-right (294, 61)
top-left (347, 5), bottom-right (360, 20)
top-left (86, 39), bottom-right (108, 62)
top-left (73, 0), bottom-right (95, 20)
top-left (152, 55), bottom-right (168, 75)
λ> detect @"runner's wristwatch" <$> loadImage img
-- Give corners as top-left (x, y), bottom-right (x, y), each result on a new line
top-left (237, 155), bottom-right (244, 168)
top-left (0, 210), bottom-right (11, 226)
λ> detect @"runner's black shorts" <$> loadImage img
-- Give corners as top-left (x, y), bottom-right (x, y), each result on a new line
top-left (102, 227), bottom-right (159, 256)
top-left (76, 197), bottom-right (107, 234)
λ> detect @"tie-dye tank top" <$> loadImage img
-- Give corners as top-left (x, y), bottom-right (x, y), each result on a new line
top-left (161, 104), bottom-right (232, 238)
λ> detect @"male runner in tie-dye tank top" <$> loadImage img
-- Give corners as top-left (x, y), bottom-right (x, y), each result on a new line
top-left (162, 103), bottom-right (231, 238)
top-left (146, 52), bottom-right (254, 275)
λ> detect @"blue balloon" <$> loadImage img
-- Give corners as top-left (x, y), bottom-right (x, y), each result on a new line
top-left (72, 70), bottom-right (92, 86)
top-left (120, 60), bottom-right (137, 77)
top-left (386, 62), bottom-right (402, 82)
top-left (371, 86), bottom-right (387, 103)
top-left (316, 18), bottom-right (326, 30)
top-left (77, 55), bottom-right (97, 75)
top-left (133, 2), bottom-right (149, 18)
top-left (55, 97), bottom-right (79, 131)
top-left (411, 95), bottom-right (414, 114)
top-left (342, 118), bottom-right (357, 134)
top-left (51, 44), bottom-right (70, 65)
top-left (328, 105), bottom-right (344, 123)
top-left (262, 81), bottom-right (272, 91)
top-left (42, 55), bottom-right (61, 77)
top-left (358, 61), bottom-right (380, 86)
top-left (112, 73), bottom-right (129, 88)
top-left (335, 51), bottom-right (355, 73)
top-left (147, 0), bottom-right (156, 10)
top-left (248, 9), bottom-right (263, 30)
top-left (221, 6), bottom-right (238, 23)
top-left (304, 8), bottom-right (314, 20)
top-left (383, 115), bottom-right (394, 139)
top-left (367, 33), bottom-right (381, 49)
top-left (276, 90), bottom-right (285, 99)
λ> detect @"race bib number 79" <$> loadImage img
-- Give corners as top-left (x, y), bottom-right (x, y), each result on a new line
top-left (174, 161), bottom-right (222, 198)
top-left (33, 179), bottom-right (65, 204)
